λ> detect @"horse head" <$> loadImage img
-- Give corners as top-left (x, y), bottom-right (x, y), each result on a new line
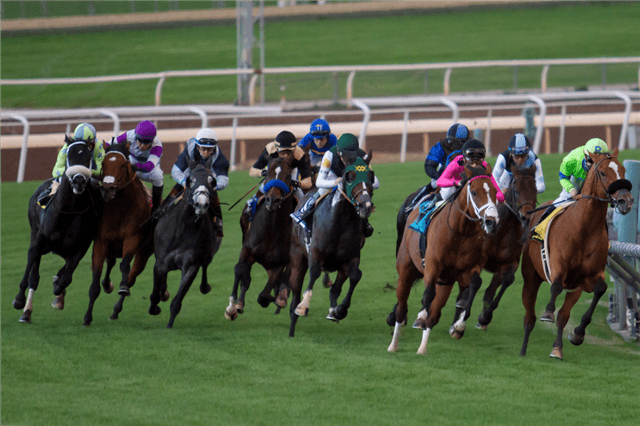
top-left (264, 156), bottom-right (294, 211)
top-left (186, 157), bottom-right (216, 216)
top-left (507, 163), bottom-right (538, 226)
top-left (462, 165), bottom-right (499, 234)
top-left (584, 148), bottom-right (634, 214)
top-left (101, 142), bottom-right (133, 202)
top-left (64, 136), bottom-right (93, 194)
top-left (342, 157), bottom-right (375, 219)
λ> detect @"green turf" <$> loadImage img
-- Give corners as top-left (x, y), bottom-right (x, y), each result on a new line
top-left (2, 151), bottom-right (640, 426)
top-left (2, 2), bottom-right (640, 107)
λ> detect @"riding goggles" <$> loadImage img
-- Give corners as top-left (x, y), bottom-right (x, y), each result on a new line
top-left (509, 146), bottom-right (530, 155)
top-left (196, 138), bottom-right (218, 147)
top-left (135, 134), bottom-right (154, 145)
top-left (464, 148), bottom-right (485, 159)
top-left (311, 130), bottom-right (329, 139)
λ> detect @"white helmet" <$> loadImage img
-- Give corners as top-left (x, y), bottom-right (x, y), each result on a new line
top-left (196, 128), bottom-right (218, 147)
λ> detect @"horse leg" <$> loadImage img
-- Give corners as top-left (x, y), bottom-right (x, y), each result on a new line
top-left (322, 271), bottom-right (333, 288)
top-left (414, 284), bottom-right (436, 329)
top-left (417, 282), bottom-right (453, 355)
top-left (450, 272), bottom-right (482, 340)
top-left (550, 288), bottom-right (583, 360)
top-left (569, 280), bottom-right (607, 347)
top-left (520, 254), bottom-right (543, 357)
top-left (84, 249), bottom-right (106, 326)
top-left (101, 257), bottom-right (115, 294)
top-left (477, 269), bottom-right (515, 330)
top-left (117, 253), bottom-right (134, 296)
top-left (200, 265), bottom-right (212, 295)
top-left (326, 270), bottom-right (348, 322)
top-left (234, 250), bottom-right (253, 315)
top-left (451, 286), bottom-right (468, 329)
top-left (288, 253), bottom-right (308, 338)
top-left (167, 265), bottom-right (199, 328)
top-left (15, 246), bottom-right (44, 323)
top-left (333, 260), bottom-right (362, 321)
top-left (226, 260), bottom-right (244, 320)
top-left (149, 262), bottom-right (168, 316)
top-left (389, 246), bottom-right (421, 352)
top-left (541, 280), bottom-right (564, 323)
top-left (257, 267), bottom-right (283, 308)
top-left (295, 257), bottom-right (322, 317)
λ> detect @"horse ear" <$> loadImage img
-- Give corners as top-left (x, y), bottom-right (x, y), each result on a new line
top-left (484, 162), bottom-right (493, 176)
top-left (187, 157), bottom-right (196, 169)
top-left (464, 165), bottom-right (473, 178)
top-left (612, 147), bottom-right (619, 157)
top-left (64, 134), bottom-right (73, 144)
top-left (364, 149), bottom-right (373, 166)
top-left (204, 156), bottom-right (214, 170)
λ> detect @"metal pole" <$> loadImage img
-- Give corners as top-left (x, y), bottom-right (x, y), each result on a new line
top-left (400, 111), bottom-right (409, 164)
top-left (230, 117), bottom-right (239, 172)
top-left (10, 113), bottom-right (30, 183)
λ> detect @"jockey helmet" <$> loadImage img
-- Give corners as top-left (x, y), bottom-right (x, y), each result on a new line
top-left (462, 139), bottom-right (486, 162)
top-left (196, 128), bottom-right (218, 147)
top-left (310, 118), bottom-right (330, 139)
top-left (274, 130), bottom-right (297, 150)
top-left (508, 133), bottom-right (531, 155)
top-left (73, 123), bottom-right (96, 144)
top-left (443, 123), bottom-right (470, 153)
top-left (135, 120), bottom-right (157, 144)
top-left (336, 133), bottom-right (359, 153)
top-left (583, 138), bottom-right (610, 156)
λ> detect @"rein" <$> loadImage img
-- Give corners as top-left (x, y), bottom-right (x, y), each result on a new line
top-left (448, 176), bottom-right (497, 231)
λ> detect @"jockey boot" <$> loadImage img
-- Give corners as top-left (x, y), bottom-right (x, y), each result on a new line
top-left (539, 204), bottom-right (556, 223)
top-left (405, 184), bottom-right (436, 213)
top-left (362, 218), bottom-right (374, 238)
top-left (290, 192), bottom-right (319, 225)
top-left (243, 191), bottom-right (263, 222)
top-left (37, 186), bottom-right (53, 209)
top-left (151, 185), bottom-right (163, 212)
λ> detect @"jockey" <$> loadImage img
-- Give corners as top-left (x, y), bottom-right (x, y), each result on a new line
top-left (171, 128), bottom-right (229, 237)
top-left (406, 123), bottom-right (470, 212)
top-left (492, 133), bottom-right (546, 194)
top-left (435, 139), bottom-right (504, 205)
top-left (291, 133), bottom-right (380, 244)
top-left (243, 130), bottom-right (313, 217)
top-left (297, 118), bottom-right (338, 170)
top-left (115, 120), bottom-right (164, 211)
top-left (40, 122), bottom-right (106, 206)
top-left (52, 122), bottom-right (105, 180)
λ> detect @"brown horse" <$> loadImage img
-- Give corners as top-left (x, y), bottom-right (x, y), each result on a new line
top-left (388, 165), bottom-right (500, 354)
top-left (83, 142), bottom-right (157, 326)
top-left (520, 148), bottom-right (633, 359)
top-left (225, 156), bottom-right (296, 320)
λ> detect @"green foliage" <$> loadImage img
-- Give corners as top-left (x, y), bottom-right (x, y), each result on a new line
top-left (2, 2), bottom-right (640, 107)
top-left (2, 151), bottom-right (640, 425)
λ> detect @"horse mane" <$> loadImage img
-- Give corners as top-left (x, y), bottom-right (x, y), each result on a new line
top-left (106, 142), bottom-right (130, 157)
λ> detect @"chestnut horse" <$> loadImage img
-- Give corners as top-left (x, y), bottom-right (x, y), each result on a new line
top-left (388, 166), bottom-right (500, 354)
top-left (520, 148), bottom-right (633, 360)
top-left (288, 156), bottom-right (375, 337)
top-left (225, 156), bottom-right (296, 320)
top-left (13, 138), bottom-right (101, 324)
top-left (83, 142), bottom-right (157, 325)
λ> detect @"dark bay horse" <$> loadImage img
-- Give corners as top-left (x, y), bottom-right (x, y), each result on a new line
top-left (13, 137), bottom-right (101, 323)
top-left (520, 149), bottom-right (633, 360)
top-left (149, 158), bottom-right (222, 328)
top-left (83, 142), bottom-right (157, 325)
top-left (225, 156), bottom-right (296, 320)
top-left (458, 164), bottom-right (539, 330)
top-left (288, 156), bottom-right (375, 337)
top-left (388, 166), bottom-right (500, 354)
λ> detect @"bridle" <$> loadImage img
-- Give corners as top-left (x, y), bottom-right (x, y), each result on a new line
top-left (503, 173), bottom-right (537, 226)
top-left (580, 155), bottom-right (632, 211)
top-left (449, 175), bottom-right (498, 233)
top-left (263, 162), bottom-right (295, 210)
top-left (102, 151), bottom-right (137, 194)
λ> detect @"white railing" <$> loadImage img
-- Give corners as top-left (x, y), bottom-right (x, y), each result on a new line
top-left (2, 57), bottom-right (639, 106)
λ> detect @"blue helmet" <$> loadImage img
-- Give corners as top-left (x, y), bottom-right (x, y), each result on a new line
top-left (508, 133), bottom-right (531, 155)
top-left (310, 119), bottom-right (330, 139)
top-left (447, 123), bottom-right (470, 142)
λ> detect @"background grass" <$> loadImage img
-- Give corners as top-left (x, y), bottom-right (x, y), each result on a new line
top-left (2, 2), bottom-right (640, 107)
top-left (2, 151), bottom-right (640, 426)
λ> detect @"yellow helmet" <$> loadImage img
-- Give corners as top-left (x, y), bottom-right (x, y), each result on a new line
top-left (583, 138), bottom-right (610, 156)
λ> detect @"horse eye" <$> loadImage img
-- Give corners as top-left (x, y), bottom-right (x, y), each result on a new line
top-left (471, 190), bottom-right (477, 197)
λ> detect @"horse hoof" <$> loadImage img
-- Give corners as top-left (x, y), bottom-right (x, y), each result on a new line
top-left (200, 283), bottom-right (212, 295)
top-left (149, 305), bottom-right (161, 316)
top-left (275, 289), bottom-right (288, 308)
top-left (549, 347), bottom-right (563, 360)
top-left (161, 290), bottom-right (170, 302)
top-left (118, 286), bottom-right (130, 297)
top-left (19, 310), bottom-right (32, 324)
top-left (103, 282), bottom-right (114, 294)
top-left (51, 297), bottom-right (65, 310)
top-left (224, 310), bottom-right (238, 321)
top-left (109, 313), bottom-right (119, 321)
top-left (569, 331), bottom-right (584, 346)
top-left (475, 323), bottom-right (487, 331)
top-left (413, 318), bottom-right (427, 330)
top-left (540, 312), bottom-right (555, 323)
top-left (257, 295), bottom-right (271, 309)
top-left (53, 285), bottom-right (64, 296)
top-left (326, 309), bottom-right (339, 323)
top-left (449, 326), bottom-right (465, 339)
top-left (294, 305), bottom-right (309, 317)
top-left (12, 298), bottom-right (25, 310)
top-left (333, 305), bottom-right (348, 321)
top-left (235, 302), bottom-right (244, 314)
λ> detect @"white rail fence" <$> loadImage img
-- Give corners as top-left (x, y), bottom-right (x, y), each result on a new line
top-left (2, 58), bottom-right (639, 107)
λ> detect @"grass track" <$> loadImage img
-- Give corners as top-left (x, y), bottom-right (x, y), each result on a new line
top-left (2, 151), bottom-right (640, 426)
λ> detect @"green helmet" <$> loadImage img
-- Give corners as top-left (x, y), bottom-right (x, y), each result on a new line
top-left (583, 138), bottom-right (610, 156)
top-left (336, 133), bottom-right (359, 153)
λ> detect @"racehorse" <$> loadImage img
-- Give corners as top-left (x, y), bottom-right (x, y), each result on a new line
top-left (459, 163), bottom-right (539, 330)
top-left (388, 165), bottom-right (500, 354)
top-left (225, 156), bottom-right (296, 320)
top-left (149, 157), bottom-right (222, 328)
top-left (83, 142), bottom-right (157, 326)
top-left (288, 156), bottom-right (375, 337)
top-left (520, 148), bottom-right (633, 359)
top-left (13, 136), bottom-right (101, 323)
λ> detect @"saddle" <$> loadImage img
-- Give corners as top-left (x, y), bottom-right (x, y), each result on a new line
top-left (529, 201), bottom-right (574, 284)
top-left (407, 194), bottom-right (448, 260)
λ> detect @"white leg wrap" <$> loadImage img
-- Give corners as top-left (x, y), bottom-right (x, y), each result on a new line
top-left (25, 288), bottom-right (35, 312)
top-left (388, 321), bottom-right (403, 352)
top-left (454, 310), bottom-right (467, 332)
top-left (417, 328), bottom-right (431, 355)
top-left (225, 297), bottom-right (236, 314)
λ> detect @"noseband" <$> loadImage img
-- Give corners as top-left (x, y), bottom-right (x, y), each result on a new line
top-left (503, 174), bottom-right (537, 226)
top-left (102, 151), bottom-right (137, 194)
top-left (581, 156), bottom-right (632, 210)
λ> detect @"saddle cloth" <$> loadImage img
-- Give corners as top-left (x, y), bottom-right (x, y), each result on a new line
top-left (529, 201), bottom-right (574, 243)
top-left (408, 194), bottom-right (445, 235)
